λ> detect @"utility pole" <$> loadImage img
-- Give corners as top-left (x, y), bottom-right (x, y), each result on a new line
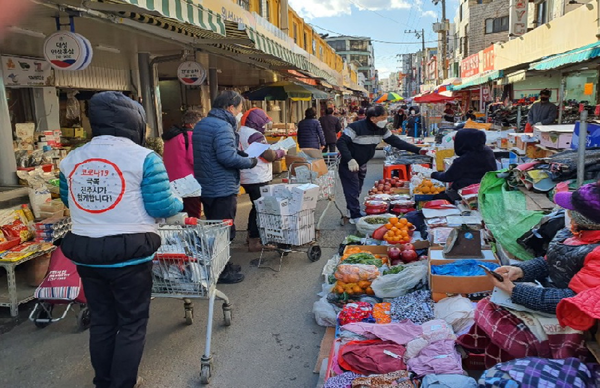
top-left (433, 0), bottom-right (449, 81)
top-left (405, 29), bottom-right (426, 90)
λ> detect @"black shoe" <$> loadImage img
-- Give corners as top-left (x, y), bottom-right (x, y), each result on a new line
top-left (218, 270), bottom-right (244, 284)
top-left (224, 263), bottom-right (241, 272)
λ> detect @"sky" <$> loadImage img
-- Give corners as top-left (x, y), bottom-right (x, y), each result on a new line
top-left (288, 0), bottom-right (460, 80)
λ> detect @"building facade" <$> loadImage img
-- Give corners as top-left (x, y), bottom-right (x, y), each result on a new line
top-left (325, 36), bottom-right (377, 94)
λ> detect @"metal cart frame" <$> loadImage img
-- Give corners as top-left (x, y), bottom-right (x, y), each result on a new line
top-left (152, 220), bottom-right (232, 384)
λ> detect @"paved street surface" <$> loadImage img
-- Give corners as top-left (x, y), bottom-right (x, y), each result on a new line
top-left (0, 156), bottom-right (385, 388)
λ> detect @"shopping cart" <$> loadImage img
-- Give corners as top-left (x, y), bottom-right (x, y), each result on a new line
top-left (256, 208), bottom-right (321, 272)
top-left (286, 152), bottom-right (345, 230)
top-left (152, 220), bottom-right (232, 384)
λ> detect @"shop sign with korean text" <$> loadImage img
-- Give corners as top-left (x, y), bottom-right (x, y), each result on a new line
top-left (461, 53), bottom-right (480, 78)
top-left (509, 0), bottom-right (528, 37)
top-left (43, 31), bottom-right (93, 71)
top-left (177, 61), bottom-right (207, 86)
top-left (483, 46), bottom-right (495, 72)
top-left (2, 56), bottom-right (54, 87)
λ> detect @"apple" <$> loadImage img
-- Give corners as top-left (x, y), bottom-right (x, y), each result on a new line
top-left (379, 179), bottom-right (386, 185)
top-left (401, 249), bottom-right (418, 263)
top-left (403, 243), bottom-right (415, 251)
top-left (391, 258), bottom-right (404, 266)
top-left (387, 246), bottom-right (402, 262)
top-left (377, 184), bottom-right (384, 191)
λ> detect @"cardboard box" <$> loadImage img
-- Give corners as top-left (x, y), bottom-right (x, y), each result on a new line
top-left (290, 183), bottom-right (319, 212)
top-left (286, 148), bottom-right (328, 177)
top-left (533, 124), bottom-right (574, 149)
top-left (61, 127), bottom-right (75, 137)
top-left (428, 247), bottom-right (499, 301)
top-left (262, 196), bottom-right (294, 215)
top-left (572, 122), bottom-right (600, 150)
top-left (272, 160), bottom-right (283, 174)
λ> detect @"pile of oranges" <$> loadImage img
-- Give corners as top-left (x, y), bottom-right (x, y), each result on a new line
top-left (383, 217), bottom-right (414, 244)
top-left (414, 179), bottom-right (445, 195)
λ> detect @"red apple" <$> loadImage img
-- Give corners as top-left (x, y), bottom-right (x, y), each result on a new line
top-left (387, 246), bottom-right (402, 262)
top-left (403, 243), bottom-right (415, 251)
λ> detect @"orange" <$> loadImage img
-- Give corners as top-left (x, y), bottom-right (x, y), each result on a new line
top-left (391, 226), bottom-right (399, 232)
top-left (335, 285), bottom-right (344, 294)
top-left (366, 287), bottom-right (374, 295)
top-left (352, 285), bottom-right (363, 294)
top-left (389, 217), bottom-right (399, 225)
top-left (406, 222), bottom-right (413, 228)
top-left (347, 274), bottom-right (360, 283)
top-left (399, 218), bottom-right (408, 225)
top-left (385, 223), bottom-right (393, 230)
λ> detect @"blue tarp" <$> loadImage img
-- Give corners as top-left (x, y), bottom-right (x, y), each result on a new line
top-left (431, 259), bottom-right (500, 276)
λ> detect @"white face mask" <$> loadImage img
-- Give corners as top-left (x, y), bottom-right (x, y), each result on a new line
top-left (376, 120), bottom-right (387, 128)
top-left (235, 112), bottom-right (243, 123)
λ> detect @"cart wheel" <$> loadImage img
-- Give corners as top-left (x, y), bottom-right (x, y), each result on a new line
top-left (200, 365), bottom-right (211, 384)
top-left (34, 303), bottom-right (53, 329)
top-left (77, 307), bottom-right (91, 332)
top-left (184, 308), bottom-right (194, 326)
top-left (223, 303), bottom-right (232, 326)
top-left (308, 245), bottom-right (322, 262)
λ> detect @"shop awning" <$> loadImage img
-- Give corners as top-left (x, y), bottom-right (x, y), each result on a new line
top-left (497, 70), bottom-right (527, 85)
top-left (530, 41), bottom-right (600, 71)
top-left (414, 91), bottom-right (457, 104)
top-left (451, 70), bottom-right (503, 91)
top-left (115, 0), bottom-right (226, 36)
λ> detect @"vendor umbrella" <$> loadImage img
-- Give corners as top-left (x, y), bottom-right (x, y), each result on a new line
top-left (243, 81), bottom-right (328, 101)
top-left (413, 91), bottom-right (456, 104)
top-left (374, 92), bottom-right (403, 103)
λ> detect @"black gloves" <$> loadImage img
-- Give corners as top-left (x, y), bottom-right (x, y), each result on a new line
top-left (249, 157), bottom-right (258, 168)
top-left (238, 150), bottom-right (249, 157)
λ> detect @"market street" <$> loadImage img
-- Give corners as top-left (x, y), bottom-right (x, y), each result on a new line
top-left (0, 157), bottom-right (384, 388)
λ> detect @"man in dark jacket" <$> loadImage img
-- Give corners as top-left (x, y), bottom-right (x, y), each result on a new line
top-left (337, 105), bottom-right (424, 223)
top-left (59, 92), bottom-right (183, 388)
top-left (527, 88), bottom-right (558, 126)
top-left (193, 90), bottom-right (258, 283)
top-left (406, 106), bottom-right (423, 137)
top-left (297, 108), bottom-right (325, 149)
top-left (319, 107), bottom-right (342, 152)
top-left (430, 127), bottom-right (497, 201)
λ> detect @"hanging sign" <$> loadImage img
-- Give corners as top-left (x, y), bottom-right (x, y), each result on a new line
top-left (68, 158), bottom-right (126, 214)
top-left (482, 46), bottom-right (495, 72)
top-left (509, 0), bottom-right (528, 37)
top-left (461, 53), bottom-right (480, 78)
top-left (1, 56), bottom-right (54, 87)
top-left (177, 61), bottom-right (207, 86)
top-left (43, 31), bottom-right (93, 71)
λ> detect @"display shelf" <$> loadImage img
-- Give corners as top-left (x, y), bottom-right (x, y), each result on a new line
top-left (0, 248), bottom-right (54, 317)
top-left (0, 186), bottom-right (29, 202)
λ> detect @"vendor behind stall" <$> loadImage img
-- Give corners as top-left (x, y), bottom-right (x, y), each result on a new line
top-left (337, 105), bottom-right (425, 224)
top-left (427, 128), bottom-right (497, 201)
top-left (526, 88), bottom-right (558, 132)
top-left (442, 103), bottom-right (455, 122)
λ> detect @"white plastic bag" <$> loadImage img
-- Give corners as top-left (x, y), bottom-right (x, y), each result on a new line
top-left (355, 214), bottom-right (395, 237)
top-left (371, 261), bottom-right (428, 298)
top-left (312, 297), bottom-right (337, 327)
top-left (434, 295), bottom-right (475, 334)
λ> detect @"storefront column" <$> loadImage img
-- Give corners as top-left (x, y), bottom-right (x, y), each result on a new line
top-left (32, 88), bottom-right (60, 132)
top-left (209, 67), bottom-right (218, 104)
top-left (138, 52), bottom-right (158, 133)
top-left (0, 66), bottom-right (18, 186)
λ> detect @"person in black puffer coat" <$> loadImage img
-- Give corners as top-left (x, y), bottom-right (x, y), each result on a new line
top-left (430, 127), bottom-right (497, 201)
top-left (406, 106), bottom-right (423, 137)
top-left (297, 107), bottom-right (325, 149)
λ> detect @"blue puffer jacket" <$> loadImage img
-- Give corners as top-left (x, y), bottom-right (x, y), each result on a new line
top-left (297, 118), bottom-right (325, 149)
top-left (193, 108), bottom-right (256, 198)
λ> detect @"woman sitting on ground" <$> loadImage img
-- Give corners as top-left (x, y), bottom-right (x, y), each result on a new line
top-left (458, 181), bottom-right (600, 368)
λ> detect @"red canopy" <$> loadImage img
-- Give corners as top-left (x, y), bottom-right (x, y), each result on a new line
top-left (413, 91), bottom-right (456, 104)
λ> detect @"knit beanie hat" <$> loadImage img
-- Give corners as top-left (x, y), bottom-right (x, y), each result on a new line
top-left (570, 210), bottom-right (600, 231)
top-left (554, 181), bottom-right (600, 224)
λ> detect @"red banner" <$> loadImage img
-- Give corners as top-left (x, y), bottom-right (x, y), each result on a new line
top-left (461, 53), bottom-right (480, 78)
top-left (483, 46), bottom-right (495, 72)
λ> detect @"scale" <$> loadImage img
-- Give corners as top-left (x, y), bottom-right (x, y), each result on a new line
top-left (442, 224), bottom-right (484, 258)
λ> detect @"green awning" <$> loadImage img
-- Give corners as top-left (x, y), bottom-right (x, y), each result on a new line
top-left (451, 70), bottom-right (503, 90)
top-left (529, 41), bottom-right (600, 71)
top-left (497, 69), bottom-right (527, 85)
top-left (118, 0), bottom-right (226, 36)
top-left (247, 28), bottom-right (300, 68)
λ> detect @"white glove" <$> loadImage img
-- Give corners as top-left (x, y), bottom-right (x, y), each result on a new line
top-left (348, 159), bottom-right (359, 172)
top-left (422, 170), bottom-right (432, 178)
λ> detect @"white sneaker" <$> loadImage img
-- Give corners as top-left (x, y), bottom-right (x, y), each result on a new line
top-left (349, 217), bottom-right (361, 225)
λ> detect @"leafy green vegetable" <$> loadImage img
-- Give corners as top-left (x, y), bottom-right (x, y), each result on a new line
top-left (343, 253), bottom-right (383, 267)
top-left (383, 265), bottom-right (405, 275)
top-left (343, 235), bottom-right (363, 244)
top-left (364, 217), bottom-right (389, 225)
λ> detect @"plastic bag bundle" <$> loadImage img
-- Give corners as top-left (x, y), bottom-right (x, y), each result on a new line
top-left (371, 261), bottom-right (428, 299)
top-left (433, 296), bottom-right (475, 334)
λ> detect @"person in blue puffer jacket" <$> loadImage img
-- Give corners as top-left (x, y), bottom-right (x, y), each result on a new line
top-left (59, 91), bottom-right (182, 388)
top-left (297, 107), bottom-right (326, 149)
top-left (193, 90), bottom-right (258, 284)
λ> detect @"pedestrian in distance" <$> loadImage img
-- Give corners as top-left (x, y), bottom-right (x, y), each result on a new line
top-left (525, 88), bottom-right (558, 132)
top-left (161, 109), bottom-right (203, 218)
top-left (192, 90), bottom-right (258, 284)
top-left (319, 107), bottom-right (342, 152)
top-left (59, 91), bottom-right (183, 388)
top-left (337, 105), bottom-right (426, 224)
top-left (297, 107), bottom-right (326, 150)
top-left (238, 108), bottom-right (286, 252)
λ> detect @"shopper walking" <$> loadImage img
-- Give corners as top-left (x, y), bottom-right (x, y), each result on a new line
top-left (406, 106), bottom-right (423, 137)
top-left (193, 90), bottom-right (258, 283)
top-left (162, 110), bottom-right (203, 217)
top-left (59, 91), bottom-right (183, 388)
top-left (239, 108), bottom-right (286, 252)
top-left (319, 107), bottom-right (342, 152)
top-left (297, 107), bottom-right (326, 149)
top-left (337, 105), bottom-right (424, 224)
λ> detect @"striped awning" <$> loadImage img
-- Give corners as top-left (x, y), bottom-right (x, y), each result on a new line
top-left (117, 0), bottom-right (226, 36)
top-left (497, 70), bottom-right (527, 86)
top-left (529, 41), bottom-right (600, 71)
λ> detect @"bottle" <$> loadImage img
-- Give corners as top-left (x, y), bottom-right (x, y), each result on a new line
top-left (22, 204), bottom-right (35, 222)
top-left (163, 212), bottom-right (199, 226)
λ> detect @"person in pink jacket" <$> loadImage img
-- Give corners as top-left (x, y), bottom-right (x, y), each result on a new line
top-left (161, 110), bottom-right (203, 217)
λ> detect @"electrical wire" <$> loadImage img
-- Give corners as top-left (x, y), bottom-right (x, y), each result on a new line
top-left (309, 23), bottom-right (437, 45)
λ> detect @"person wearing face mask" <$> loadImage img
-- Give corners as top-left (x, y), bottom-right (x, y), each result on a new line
top-left (337, 105), bottom-right (425, 224)
top-left (193, 90), bottom-right (258, 283)
top-left (238, 108), bottom-right (287, 252)
top-left (406, 106), bottom-right (423, 137)
top-left (526, 89), bottom-right (558, 132)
